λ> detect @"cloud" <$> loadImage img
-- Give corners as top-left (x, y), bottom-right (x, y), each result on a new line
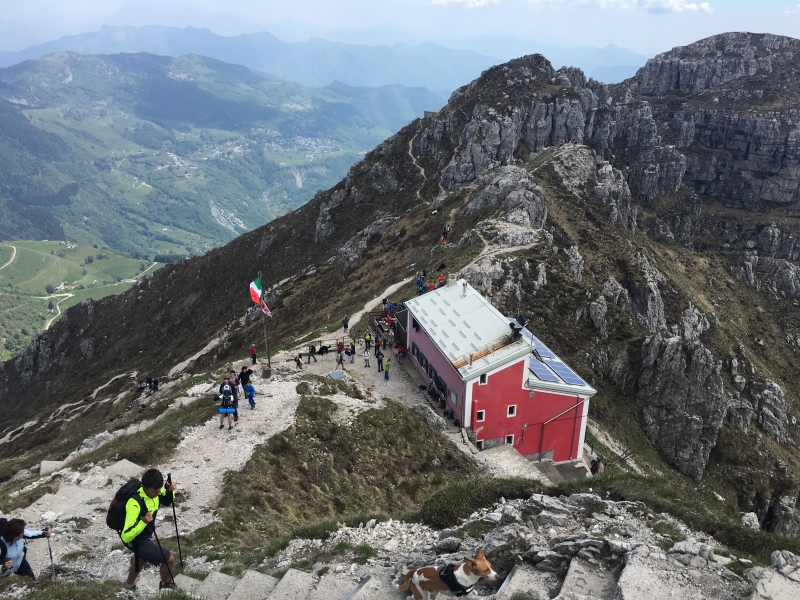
top-left (429, 0), bottom-right (712, 13)
top-left (639, 0), bottom-right (712, 13)
top-left (431, 0), bottom-right (501, 6)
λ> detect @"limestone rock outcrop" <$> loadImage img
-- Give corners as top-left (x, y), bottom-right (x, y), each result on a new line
top-left (635, 332), bottom-right (729, 481)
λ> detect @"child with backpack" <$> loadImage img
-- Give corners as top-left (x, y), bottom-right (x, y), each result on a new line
top-left (244, 380), bottom-right (256, 410)
top-left (0, 519), bottom-right (51, 580)
top-left (107, 469), bottom-right (178, 590)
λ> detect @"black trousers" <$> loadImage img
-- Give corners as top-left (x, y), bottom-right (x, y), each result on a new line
top-left (15, 558), bottom-right (36, 579)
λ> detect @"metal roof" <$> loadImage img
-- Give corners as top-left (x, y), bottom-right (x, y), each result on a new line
top-left (405, 278), bottom-right (595, 396)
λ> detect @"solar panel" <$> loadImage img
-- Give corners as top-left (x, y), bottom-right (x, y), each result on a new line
top-left (528, 358), bottom-right (561, 383)
top-left (547, 361), bottom-right (587, 386)
top-left (520, 328), bottom-right (556, 358)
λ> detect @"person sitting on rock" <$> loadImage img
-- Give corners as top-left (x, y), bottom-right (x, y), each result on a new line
top-left (121, 469), bottom-right (177, 591)
top-left (0, 519), bottom-right (52, 580)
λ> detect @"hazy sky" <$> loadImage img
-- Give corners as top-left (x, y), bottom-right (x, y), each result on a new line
top-left (1, 0), bottom-right (799, 54)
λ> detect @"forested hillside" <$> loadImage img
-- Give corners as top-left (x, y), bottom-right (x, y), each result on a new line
top-left (0, 51), bottom-right (445, 256)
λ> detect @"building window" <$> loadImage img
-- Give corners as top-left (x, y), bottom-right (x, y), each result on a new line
top-left (505, 434), bottom-right (514, 445)
top-left (476, 440), bottom-right (484, 450)
top-left (450, 390), bottom-right (457, 405)
top-left (412, 342), bottom-right (419, 360)
top-left (479, 373), bottom-right (487, 385)
top-left (507, 405), bottom-right (516, 417)
top-left (476, 410), bottom-right (485, 422)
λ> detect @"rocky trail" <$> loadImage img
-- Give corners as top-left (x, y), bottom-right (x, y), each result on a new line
top-left (4, 337), bottom-right (800, 600)
top-left (185, 491), bottom-right (800, 600)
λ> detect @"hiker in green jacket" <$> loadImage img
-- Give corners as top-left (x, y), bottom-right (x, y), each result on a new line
top-left (384, 357), bottom-right (391, 380)
top-left (122, 469), bottom-right (177, 590)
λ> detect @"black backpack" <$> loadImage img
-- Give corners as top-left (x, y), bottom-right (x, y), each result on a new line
top-left (107, 479), bottom-right (146, 534)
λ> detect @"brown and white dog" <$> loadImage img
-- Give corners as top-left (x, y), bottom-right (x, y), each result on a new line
top-left (396, 549), bottom-right (501, 599)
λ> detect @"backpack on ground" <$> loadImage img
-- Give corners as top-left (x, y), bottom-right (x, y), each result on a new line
top-left (107, 479), bottom-right (146, 534)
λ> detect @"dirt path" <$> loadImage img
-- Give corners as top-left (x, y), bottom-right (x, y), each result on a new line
top-left (45, 293), bottom-right (74, 330)
top-left (156, 371), bottom-right (302, 534)
top-left (408, 134), bottom-right (427, 200)
top-left (333, 277), bottom-right (414, 340)
top-left (0, 243), bottom-right (17, 270)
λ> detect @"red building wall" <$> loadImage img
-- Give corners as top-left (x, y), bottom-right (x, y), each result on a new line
top-left (470, 359), bottom-right (585, 462)
top-left (407, 313), bottom-right (465, 419)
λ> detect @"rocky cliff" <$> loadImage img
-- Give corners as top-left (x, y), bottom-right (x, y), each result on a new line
top-left (1, 32), bottom-right (799, 537)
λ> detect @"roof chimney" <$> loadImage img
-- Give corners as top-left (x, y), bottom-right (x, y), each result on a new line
top-left (447, 273), bottom-right (457, 288)
top-left (462, 282), bottom-right (467, 297)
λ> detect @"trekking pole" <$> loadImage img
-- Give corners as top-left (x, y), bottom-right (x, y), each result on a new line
top-left (152, 525), bottom-right (176, 586)
top-left (45, 529), bottom-right (55, 579)
top-left (166, 473), bottom-right (184, 567)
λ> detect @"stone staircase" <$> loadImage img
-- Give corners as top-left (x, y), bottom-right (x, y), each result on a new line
top-left (175, 566), bottom-right (407, 600)
top-left (494, 558), bottom-right (618, 600)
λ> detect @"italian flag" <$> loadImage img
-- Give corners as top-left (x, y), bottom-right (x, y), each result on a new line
top-left (249, 276), bottom-right (263, 304)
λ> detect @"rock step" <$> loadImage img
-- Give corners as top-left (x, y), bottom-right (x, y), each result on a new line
top-left (494, 564), bottom-right (559, 600)
top-left (266, 568), bottom-right (316, 600)
top-left (175, 573), bottom-right (203, 596)
top-left (308, 571), bottom-right (357, 600)
top-left (557, 557), bottom-right (617, 599)
top-left (195, 570), bottom-right (239, 600)
top-left (348, 572), bottom-right (408, 599)
top-left (228, 569), bottom-right (279, 600)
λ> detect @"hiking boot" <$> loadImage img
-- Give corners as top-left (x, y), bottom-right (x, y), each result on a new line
top-left (124, 582), bottom-right (136, 590)
top-left (159, 581), bottom-right (176, 590)
top-left (219, 424), bottom-right (224, 430)
top-left (228, 426), bottom-right (233, 431)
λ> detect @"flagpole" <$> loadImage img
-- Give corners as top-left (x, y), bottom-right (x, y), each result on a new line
top-left (259, 270), bottom-right (271, 371)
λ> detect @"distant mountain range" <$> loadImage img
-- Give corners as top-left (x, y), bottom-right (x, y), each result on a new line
top-left (0, 25), bottom-right (650, 90)
top-left (0, 51), bottom-right (445, 255)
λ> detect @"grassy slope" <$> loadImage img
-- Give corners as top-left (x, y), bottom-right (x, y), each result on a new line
top-left (0, 240), bottom-right (161, 360)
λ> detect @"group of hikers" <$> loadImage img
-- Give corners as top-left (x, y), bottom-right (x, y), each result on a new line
top-left (2, 468), bottom-right (179, 591)
top-left (217, 365), bottom-right (256, 431)
top-left (415, 262), bottom-right (449, 295)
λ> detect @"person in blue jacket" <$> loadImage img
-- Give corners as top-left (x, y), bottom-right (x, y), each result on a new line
top-left (0, 518), bottom-right (51, 579)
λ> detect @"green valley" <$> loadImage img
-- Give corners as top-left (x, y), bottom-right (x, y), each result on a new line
top-left (0, 52), bottom-right (445, 256)
top-left (0, 241), bottom-right (161, 360)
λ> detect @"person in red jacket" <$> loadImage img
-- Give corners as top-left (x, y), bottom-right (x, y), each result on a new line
top-left (250, 344), bottom-right (257, 365)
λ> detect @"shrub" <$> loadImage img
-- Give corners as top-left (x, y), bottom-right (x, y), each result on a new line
top-left (419, 476), bottom-right (544, 529)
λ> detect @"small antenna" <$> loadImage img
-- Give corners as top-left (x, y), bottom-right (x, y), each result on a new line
top-left (469, 352), bottom-right (473, 366)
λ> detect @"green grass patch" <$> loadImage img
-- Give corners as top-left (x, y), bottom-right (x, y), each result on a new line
top-left (179, 397), bottom-right (475, 555)
top-left (60, 548), bottom-right (91, 562)
top-left (419, 476), bottom-right (546, 529)
top-left (73, 395), bottom-right (211, 467)
top-left (353, 543), bottom-right (376, 564)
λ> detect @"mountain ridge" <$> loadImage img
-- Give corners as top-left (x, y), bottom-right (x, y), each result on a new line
top-left (1, 31), bottom-right (800, 540)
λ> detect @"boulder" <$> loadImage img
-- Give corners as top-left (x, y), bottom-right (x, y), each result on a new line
top-left (538, 511), bottom-right (567, 528)
top-left (742, 512), bottom-right (761, 530)
top-left (482, 524), bottom-right (529, 572)
top-left (771, 550), bottom-right (800, 583)
top-left (435, 537), bottom-right (462, 553)
top-left (40, 461), bottom-right (65, 475)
